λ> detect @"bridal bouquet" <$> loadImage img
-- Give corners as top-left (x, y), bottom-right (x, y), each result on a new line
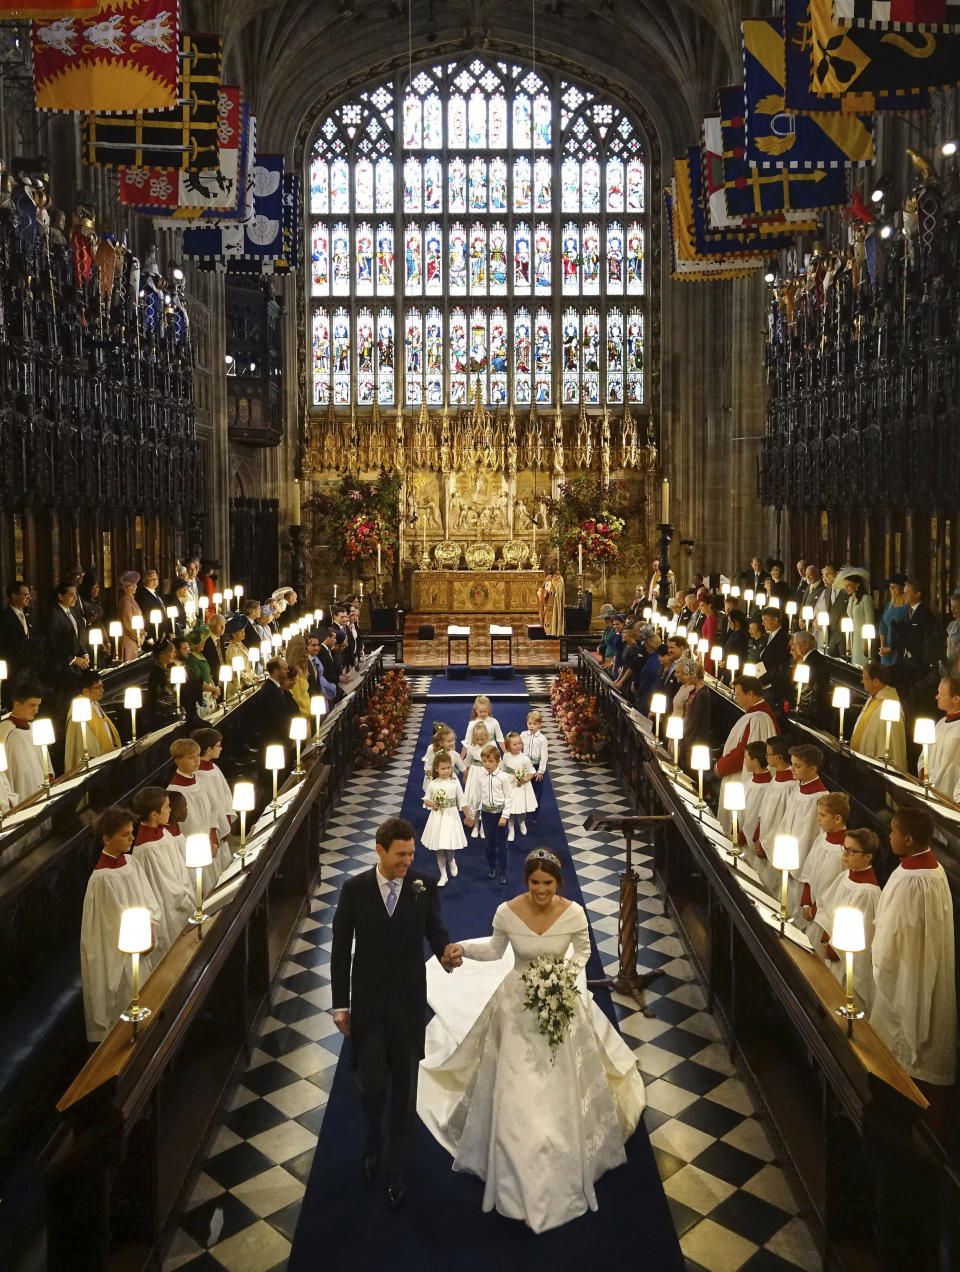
top-left (432, 788), bottom-right (455, 809)
top-left (512, 763), bottom-right (530, 786)
top-left (521, 955), bottom-right (580, 1062)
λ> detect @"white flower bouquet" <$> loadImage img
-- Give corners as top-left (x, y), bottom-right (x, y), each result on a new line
top-left (512, 763), bottom-right (530, 786)
top-left (521, 955), bottom-right (580, 1062)
top-left (433, 787), bottom-right (455, 809)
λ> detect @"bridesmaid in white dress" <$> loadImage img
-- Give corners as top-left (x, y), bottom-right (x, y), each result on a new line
top-left (422, 752), bottom-right (468, 887)
top-left (418, 848), bottom-right (646, 1233)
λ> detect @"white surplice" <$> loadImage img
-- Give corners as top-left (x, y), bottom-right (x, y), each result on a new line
top-left (920, 716), bottom-right (960, 802)
top-left (817, 869), bottom-right (880, 1012)
top-left (0, 719), bottom-right (48, 803)
top-left (418, 901), bottom-right (645, 1234)
top-left (167, 773), bottom-right (231, 886)
top-left (754, 773), bottom-right (797, 895)
top-left (715, 704), bottom-right (778, 833)
top-left (133, 827), bottom-right (195, 950)
top-left (870, 855), bottom-right (957, 1085)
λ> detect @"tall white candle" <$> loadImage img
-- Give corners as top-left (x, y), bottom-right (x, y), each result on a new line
top-left (377, 542), bottom-right (382, 574)
top-left (578, 542), bottom-right (583, 574)
top-left (661, 477), bottom-right (670, 523)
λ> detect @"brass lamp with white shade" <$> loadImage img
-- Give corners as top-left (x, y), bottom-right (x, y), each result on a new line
top-left (801, 604), bottom-right (814, 630)
top-left (223, 587), bottom-right (234, 610)
top-left (793, 661), bottom-right (810, 710)
top-left (741, 662), bottom-right (759, 678)
top-left (234, 584), bottom-right (245, 604)
top-left (831, 905), bottom-right (866, 1036)
top-left (266, 744), bottom-right (286, 814)
top-left (697, 638), bottom-right (709, 659)
top-left (710, 645), bottom-right (723, 669)
top-left (768, 594), bottom-right (781, 610)
top-left (185, 833), bottom-right (213, 935)
top-left (730, 585), bottom-right (741, 599)
top-left (87, 628), bottom-right (102, 668)
top-left (212, 591), bottom-right (223, 613)
top-left (248, 646), bottom-right (261, 678)
top-left (71, 695), bottom-right (92, 765)
top-left (914, 717), bottom-right (937, 793)
top-left (131, 614), bottom-right (145, 649)
top-left (725, 654), bottom-right (740, 678)
top-left (124, 687), bottom-right (142, 744)
top-left (165, 605), bottom-right (179, 631)
top-left (665, 715), bottom-right (683, 771)
top-left (690, 744), bottom-right (711, 813)
top-left (271, 634), bottom-right (283, 654)
top-left (831, 686), bottom-right (850, 745)
top-left (169, 664), bottom-right (187, 713)
top-left (785, 600), bottom-right (797, 628)
top-left (720, 582), bottom-right (730, 597)
top-left (723, 780), bottom-right (746, 866)
top-left (840, 615), bottom-right (854, 658)
top-left (218, 663), bottom-right (232, 700)
top-left (31, 718), bottom-right (55, 789)
top-left (861, 623), bottom-right (876, 662)
top-left (231, 654), bottom-right (245, 692)
top-left (149, 608), bottom-right (163, 642)
top-left (118, 907), bottom-right (153, 1038)
top-left (676, 624), bottom-right (687, 639)
top-left (260, 639), bottom-right (272, 664)
top-left (771, 835), bottom-right (799, 935)
top-left (232, 780), bottom-right (256, 864)
top-left (880, 697), bottom-right (901, 766)
top-left (817, 610), bottom-right (830, 651)
top-left (289, 715), bottom-right (309, 774)
top-left (743, 589), bottom-right (754, 607)
top-left (650, 692), bottom-right (667, 742)
top-left (310, 693), bottom-right (327, 742)
top-left (108, 620), bottom-right (122, 661)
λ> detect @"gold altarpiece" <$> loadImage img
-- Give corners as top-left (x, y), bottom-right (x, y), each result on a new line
top-left (302, 383), bottom-right (657, 609)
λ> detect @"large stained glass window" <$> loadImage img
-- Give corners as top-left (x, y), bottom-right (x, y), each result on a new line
top-left (308, 58), bottom-right (646, 408)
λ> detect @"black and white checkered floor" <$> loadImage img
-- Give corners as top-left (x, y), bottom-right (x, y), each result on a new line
top-left (161, 694), bottom-right (820, 1272)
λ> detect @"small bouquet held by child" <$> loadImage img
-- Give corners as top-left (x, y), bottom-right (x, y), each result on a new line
top-left (521, 954), bottom-right (581, 1063)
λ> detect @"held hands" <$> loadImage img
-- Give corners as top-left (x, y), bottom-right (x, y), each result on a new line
top-left (424, 799), bottom-right (439, 810)
top-left (498, 816), bottom-right (506, 827)
top-left (333, 1009), bottom-right (350, 1036)
top-left (534, 772), bottom-right (544, 782)
top-left (441, 943), bottom-right (464, 971)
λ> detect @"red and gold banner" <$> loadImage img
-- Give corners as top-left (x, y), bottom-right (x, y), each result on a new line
top-left (33, 0), bottom-right (178, 113)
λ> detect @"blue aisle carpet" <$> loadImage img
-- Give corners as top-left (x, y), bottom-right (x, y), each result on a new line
top-left (289, 694), bottom-right (684, 1272)
top-left (427, 674), bottom-right (528, 699)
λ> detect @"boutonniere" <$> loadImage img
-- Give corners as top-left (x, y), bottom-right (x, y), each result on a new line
top-left (411, 878), bottom-right (426, 896)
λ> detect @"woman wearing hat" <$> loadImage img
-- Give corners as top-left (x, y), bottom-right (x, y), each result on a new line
top-left (222, 613), bottom-right (253, 700)
top-left (185, 625), bottom-right (220, 704)
top-left (878, 576), bottom-right (908, 668)
top-left (117, 571), bottom-right (143, 662)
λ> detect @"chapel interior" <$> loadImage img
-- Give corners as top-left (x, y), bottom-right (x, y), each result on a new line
top-left (1, 0), bottom-right (960, 1269)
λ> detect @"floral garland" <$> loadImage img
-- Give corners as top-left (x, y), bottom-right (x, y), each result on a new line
top-left (521, 954), bottom-right (581, 1062)
top-left (550, 667), bottom-right (607, 762)
top-left (354, 669), bottom-right (411, 768)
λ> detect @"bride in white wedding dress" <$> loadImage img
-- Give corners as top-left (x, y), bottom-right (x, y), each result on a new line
top-left (417, 848), bottom-right (646, 1234)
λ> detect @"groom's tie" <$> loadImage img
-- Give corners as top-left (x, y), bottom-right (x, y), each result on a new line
top-left (386, 879), bottom-right (399, 915)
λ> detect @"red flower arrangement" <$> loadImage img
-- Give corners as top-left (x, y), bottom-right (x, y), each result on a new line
top-left (355, 669), bottom-right (412, 768)
top-left (550, 668), bottom-right (607, 762)
top-left (343, 511), bottom-right (395, 566)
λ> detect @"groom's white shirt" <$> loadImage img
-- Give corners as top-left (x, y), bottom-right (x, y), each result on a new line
top-left (333, 865), bottom-right (399, 1012)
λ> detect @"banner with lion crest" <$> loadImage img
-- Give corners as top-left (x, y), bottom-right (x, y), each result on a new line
top-left (742, 18), bottom-right (875, 169)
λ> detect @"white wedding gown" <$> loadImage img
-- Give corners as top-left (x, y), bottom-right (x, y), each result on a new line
top-left (417, 901), bottom-right (646, 1233)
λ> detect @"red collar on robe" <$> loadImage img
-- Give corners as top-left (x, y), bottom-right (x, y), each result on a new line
top-left (170, 773), bottom-right (196, 787)
top-left (198, 759), bottom-right (215, 771)
top-left (945, 713), bottom-right (960, 723)
top-left (751, 772), bottom-right (772, 784)
top-left (774, 770), bottom-right (793, 782)
top-left (900, 849), bottom-right (938, 871)
top-left (849, 867), bottom-right (878, 885)
top-left (95, 852), bottom-right (126, 869)
top-left (166, 821), bottom-right (181, 836)
top-left (799, 778), bottom-right (826, 795)
top-left (826, 830), bottom-right (846, 844)
top-left (135, 824), bottom-right (164, 845)
top-left (9, 716), bottom-right (30, 729)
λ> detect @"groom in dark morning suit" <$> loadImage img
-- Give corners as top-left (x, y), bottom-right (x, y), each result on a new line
top-left (331, 816), bottom-right (461, 1207)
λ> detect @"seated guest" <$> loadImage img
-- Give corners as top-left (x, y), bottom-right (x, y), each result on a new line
top-left (714, 676), bottom-right (779, 832)
top-left (223, 614), bottom-right (254, 699)
top-left (260, 656), bottom-right (301, 749)
top-left (167, 738), bottom-right (230, 875)
top-left (850, 662), bottom-right (907, 768)
top-left (745, 616), bottom-right (766, 665)
top-left (241, 598), bottom-right (263, 648)
top-left (146, 640), bottom-right (180, 725)
top-left (777, 744), bottom-right (827, 914)
top-left (0, 679), bottom-right (49, 801)
top-left (45, 580), bottom-right (90, 691)
top-left (871, 807), bottom-right (956, 1091)
top-left (80, 806), bottom-right (163, 1042)
top-left (130, 787), bottom-right (194, 947)
top-left (790, 630), bottom-right (831, 731)
top-left (135, 569), bottom-right (167, 641)
top-left (65, 670), bottom-right (121, 770)
top-left (918, 675), bottom-right (960, 799)
top-left (77, 570), bottom-right (103, 628)
top-left (722, 608), bottom-right (749, 664)
top-left (798, 791), bottom-right (849, 930)
top-left (0, 580), bottom-right (36, 706)
top-left (284, 634), bottom-right (313, 714)
top-left (204, 612), bottom-right (225, 683)
top-left (116, 571), bottom-right (143, 662)
top-left (817, 827), bottom-right (880, 1012)
top-left (185, 626), bottom-right (221, 705)
top-left (192, 728), bottom-right (234, 846)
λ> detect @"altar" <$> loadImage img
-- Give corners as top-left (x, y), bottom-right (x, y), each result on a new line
top-left (412, 569), bottom-right (542, 614)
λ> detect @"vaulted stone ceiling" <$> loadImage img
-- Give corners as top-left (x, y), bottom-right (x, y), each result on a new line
top-left (186, 0), bottom-right (764, 155)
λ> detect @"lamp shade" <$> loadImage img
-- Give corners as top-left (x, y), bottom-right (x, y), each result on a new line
top-left (650, 693), bottom-right (667, 716)
top-left (741, 662), bottom-right (758, 677)
top-left (914, 717), bottom-right (937, 746)
top-left (310, 694), bottom-right (328, 718)
top-left (723, 780), bottom-right (746, 813)
top-left (108, 621), bottom-right (122, 638)
top-left (879, 698), bottom-right (901, 723)
top-left (861, 623), bottom-right (876, 641)
top-left (212, 592), bottom-right (222, 607)
top-left (234, 584), bottom-right (245, 598)
top-left (642, 607), bottom-right (652, 619)
top-left (731, 586), bottom-right (741, 597)
top-left (231, 655), bottom-right (245, 673)
top-left (289, 716), bottom-right (309, 742)
top-left (218, 664), bottom-right (232, 684)
top-left (711, 645), bottom-right (723, 665)
top-left (690, 744), bottom-right (711, 772)
top-left (149, 608), bottom-right (163, 626)
top-left (793, 663), bottom-right (811, 686)
top-left (840, 616), bottom-right (854, 634)
top-left (88, 629), bottom-right (103, 647)
top-left (314, 608), bottom-right (322, 621)
top-left (170, 665), bottom-right (187, 686)
top-left (831, 686), bottom-right (851, 709)
top-left (801, 605), bottom-right (814, 623)
top-left (676, 625), bottom-right (687, 638)
top-left (248, 646), bottom-right (261, 665)
top-left (271, 635), bottom-right (283, 651)
top-left (232, 780), bottom-right (256, 813)
top-left (31, 718), bottom-right (55, 747)
top-left (726, 655), bottom-right (740, 673)
top-left (0, 659), bottom-right (6, 679)
top-left (165, 606), bottom-right (178, 621)
top-left (71, 697), bottom-right (92, 724)
top-left (744, 589), bottom-right (754, 603)
top-left (785, 601), bottom-right (797, 617)
top-left (265, 744), bottom-right (286, 771)
top-left (117, 907), bottom-right (153, 954)
top-left (665, 716), bottom-right (684, 741)
top-left (817, 611), bottom-right (830, 629)
top-left (831, 905), bottom-right (866, 954)
top-left (131, 614), bottom-right (144, 632)
top-left (721, 583), bottom-right (730, 596)
top-left (260, 640), bottom-right (272, 660)
top-left (223, 588), bottom-right (233, 603)
top-left (769, 595), bottom-right (781, 609)
top-left (771, 834), bottom-right (800, 872)
top-left (185, 832), bottom-right (213, 869)
top-left (123, 687), bottom-right (142, 710)
top-left (184, 600), bottom-right (196, 618)
top-left (697, 639), bottom-right (709, 656)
